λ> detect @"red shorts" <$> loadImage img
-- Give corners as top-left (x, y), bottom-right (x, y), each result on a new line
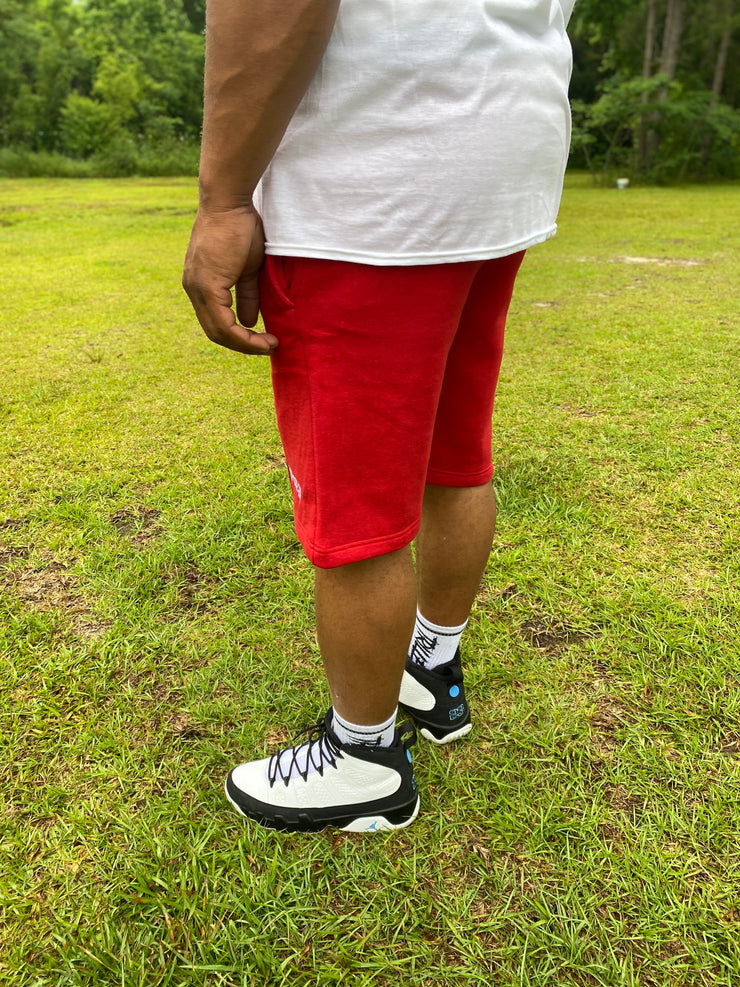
top-left (259, 252), bottom-right (524, 568)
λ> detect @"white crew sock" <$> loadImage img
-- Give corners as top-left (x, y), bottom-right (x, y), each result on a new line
top-left (408, 610), bottom-right (468, 671)
top-left (331, 707), bottom-right (397, 749)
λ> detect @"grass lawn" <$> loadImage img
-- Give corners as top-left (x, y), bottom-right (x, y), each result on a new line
top-left (1, 174), bottom-right (739, 986)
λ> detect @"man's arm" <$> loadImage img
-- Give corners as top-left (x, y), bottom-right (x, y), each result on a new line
top-left (183, 0), bottom-right (341, 355)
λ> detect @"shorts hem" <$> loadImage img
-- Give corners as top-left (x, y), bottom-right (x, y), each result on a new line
top-left (298, 519), bottom-right (420, 569)
top-left (425, 465), bottom-right (494, 487)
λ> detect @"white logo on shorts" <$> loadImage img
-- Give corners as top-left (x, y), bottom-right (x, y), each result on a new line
top-left (288, 466), bottom-right (302, 500)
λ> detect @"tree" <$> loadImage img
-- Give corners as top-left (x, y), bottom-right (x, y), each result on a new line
top-left (659, 0), bottom-right (687, 79)
top-left (638, 0), bottom-right (658, 169)
top-left (569, 0), bottom-right (740, 181)
top-left (0, 0), bottom-right (42, 146)
top-left (1, 0), bottom-right (737, 179)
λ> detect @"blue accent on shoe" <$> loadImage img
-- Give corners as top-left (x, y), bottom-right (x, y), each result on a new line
top-left (406, 750), bottom-right (412, 763)
top-left (449, 685), bottom-right (460, 698)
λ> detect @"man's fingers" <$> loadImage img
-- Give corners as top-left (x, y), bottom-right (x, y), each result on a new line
top-left (220, 324), bottom-right (279, 355)
top-left (201, 312), bottom-right (278, 355)
top-left (186, 287), bottom-right (278, 355)
top-left (235, 271), bottom-right (261, 328)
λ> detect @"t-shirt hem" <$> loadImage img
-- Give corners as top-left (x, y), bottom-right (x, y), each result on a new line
top-left (264, 227), bottom-right (557, 267)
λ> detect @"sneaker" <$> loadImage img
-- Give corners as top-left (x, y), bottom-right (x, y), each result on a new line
top-left (398, 647), bottom-right (472, 744)
top-left (225, 710), bottom-right (420, 833)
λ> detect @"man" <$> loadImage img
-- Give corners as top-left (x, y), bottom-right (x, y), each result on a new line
top-left (183, 0), bottom-right (574, 833)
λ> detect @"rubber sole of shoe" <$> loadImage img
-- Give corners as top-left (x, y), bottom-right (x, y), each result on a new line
top-left (225, 780), bottom-right (420, 833)
top-left (398, 696), bottom-right (473, 745)
top-left (419, 721), bottom-right (473, 745)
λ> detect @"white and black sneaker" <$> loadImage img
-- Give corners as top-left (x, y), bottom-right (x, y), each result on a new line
top-left (399, 648), bottom-right (472, 745)
top-left (225, 710), bottom-right (420, 833)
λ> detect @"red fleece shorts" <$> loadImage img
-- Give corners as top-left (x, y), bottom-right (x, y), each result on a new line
top-left (259, 251), bottom-right (524, 568)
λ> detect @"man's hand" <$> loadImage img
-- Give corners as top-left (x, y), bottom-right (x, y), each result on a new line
top-left (182, 205), bottom-right (278, 356)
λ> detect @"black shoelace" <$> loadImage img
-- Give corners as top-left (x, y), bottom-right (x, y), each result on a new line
top-left (267, 718), bottom-right (343, 788)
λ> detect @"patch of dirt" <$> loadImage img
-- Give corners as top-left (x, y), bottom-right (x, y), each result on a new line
top-left (591, 660), bottom-right (615, 684)
top-left (613, 255), bottom-right (704, 267)
top-left (0, 213), bottom-right (29, 227)
top-left (126, 708), bottom-right (207, 749)
top-left (7, 557), bottom-right (109, 639)
top-left (263, 726), bottom-right (289, 749)
top-left (149, 563), bottom-right (220, 620)
top-left (176, 563), bottom-right (217, 612)
top-left (162, 712), bottom-right (204, 740)
top-left (490, 540), bottom-right (523, 557)
top-left (499, 844), bottom-right (556, 895)
top-left (16, 561), bottom-right (78, 608)
top-left (130, 206), bottom-right (194, 217)
top-left (1, 518), bottom-right (29, 531)
top-left (589, 696), bottom-right (631, 754)
top-left (716, 732), bottom-right (740, 757)
top-left (108, 506), bottom-right (162, 545)
top-left (152, 681), bottom-right (182, 704)
top-left (0, 544), bottom-right (31, 566)
top-left (603, 782), bottom-right (644, 821)
top-left (519, 617), bottom-right (590, 654)
top-left (71, 618), bottom-right (111, 640)
top-left (262, 452), bottom-right (286, 470)
top-left (0, 519), bottom-right (31, 567)
top-left (556, 401), bottom-right (604, 419)
top-left (597, 821), bottom-right (625, 844)
top-left (476, 582), bottom-right (518, 606)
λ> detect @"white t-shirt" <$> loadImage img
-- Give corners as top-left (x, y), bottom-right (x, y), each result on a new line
top-left (255, 0), bottom-right (575, 265)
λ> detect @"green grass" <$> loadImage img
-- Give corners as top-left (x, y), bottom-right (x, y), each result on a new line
top-left (1, 174), bottom-right (739, 986)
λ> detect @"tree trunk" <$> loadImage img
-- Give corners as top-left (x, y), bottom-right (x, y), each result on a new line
top-left (638, 0), bottom-right (658, 171)
top-left (643, 0), bottom-right (658, 78)
top-left (646, 0), bottom-right (687, 168)
top-left (711, 0), bottom-right (734, 97)
top-left (659, 0), bottom-right (686, 80)
top-left (701, 0), bottom-right (735, 170)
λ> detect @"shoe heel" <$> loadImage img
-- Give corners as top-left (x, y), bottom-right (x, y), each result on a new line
top-left (420, 722), bottom-right (472, 745)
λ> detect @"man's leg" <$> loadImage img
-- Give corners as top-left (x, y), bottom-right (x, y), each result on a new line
top-left (315, 480), bottom-right (495, 727)
top-left (398, 481), bottom-right (497, 743)
top-left (315, 546), bottom-right (416, 725)
top-left (416, 482), bottom-right (496, 627)
top-left (402, 253), bottom-right (522, 716)
top-left (225, 546), bottom-right (420, 831)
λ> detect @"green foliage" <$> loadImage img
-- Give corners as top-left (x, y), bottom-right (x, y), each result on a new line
top-left (569, 1), bottom-right (740, 183)
top-left (91, 136), bottom-right (199, 177)
top-left (0, 147), bottom-right (94, 177)
top-left (0, 0), bottom-right (203, 175)
top-left (0, 142), bottom-right (198, 178)
top-left (93, 53), bottom-right (142, 124)
top-left (60, 93), bottom-right (120, 158)
top-left (572, 75), bottom-right (740, 182)
top-left (2, 0), bottom-right (739, 181)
